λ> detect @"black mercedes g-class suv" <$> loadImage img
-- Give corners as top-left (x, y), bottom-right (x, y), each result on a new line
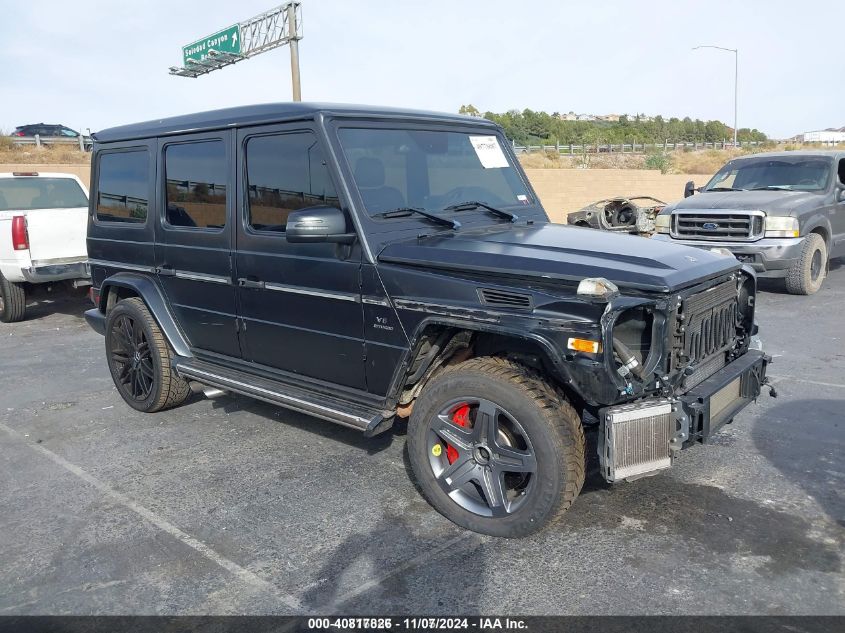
top-left (653, 151), bottom-right (845, 295)
top-left (85, 103), bottom-right (769, 537)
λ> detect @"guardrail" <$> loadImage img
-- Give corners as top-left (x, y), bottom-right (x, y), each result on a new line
top-left (512, 140), bottom-right (767, 155)
top-left (10, 135), bottom-right (92, 151)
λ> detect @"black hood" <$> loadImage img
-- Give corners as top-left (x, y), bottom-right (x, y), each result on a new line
top-left (668, 189), bottom-right (822, 215)
top-left (378, 223), bottom-right (739, 293)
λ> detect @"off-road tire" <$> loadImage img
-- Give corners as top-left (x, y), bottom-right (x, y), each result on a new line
top-left (0, 273), bottom-right (26, 323)
top-left (786, 233), bottom-right (827, 295)
top-left (105, 297), bottom-right (190, 412)
top-left (407, 356), bottom-right (585, 537)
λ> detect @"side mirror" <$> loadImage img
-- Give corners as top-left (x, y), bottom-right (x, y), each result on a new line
top-left (838, 187), bottom-right (845, 203)
top-left (684, 180), bottom-right (696, 198)
top-left (285, 206), bottom-right (355, 244)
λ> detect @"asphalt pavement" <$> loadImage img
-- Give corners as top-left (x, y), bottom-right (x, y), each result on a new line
top-left (0, 266), bottom-right (842, 615)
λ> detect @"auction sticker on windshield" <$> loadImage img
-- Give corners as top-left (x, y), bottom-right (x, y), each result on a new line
top-left (469, 135), bottom-right (509, 168)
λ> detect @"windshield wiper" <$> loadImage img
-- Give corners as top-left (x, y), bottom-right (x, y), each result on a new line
top-left (443, 200), bottom-right (519, 223)
top-left (375, 207), bottom-right (461, 230)
top-left (749, 185), bottom-right (793, 191)
top-left (706, 187), bottom-right (745, 192)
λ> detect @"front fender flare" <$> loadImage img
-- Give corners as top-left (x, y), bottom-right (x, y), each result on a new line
top-left (385, 314), bottom-right (577, 404)
top-left (801, 214), bottom-right (833, 248)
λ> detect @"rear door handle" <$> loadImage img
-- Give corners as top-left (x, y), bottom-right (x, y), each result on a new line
top-left (237, 277), bottom-right (265, 289)
top-left (156, 265), bottom-right (175, 277)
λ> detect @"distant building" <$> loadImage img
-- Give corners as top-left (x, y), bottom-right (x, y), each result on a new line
top-left (576, 114), bottom-right (596, 121)
top-left (596, 114), bottom-right (620, 122)
top-left (803, 128), bottom-right (845, 143)
top-left (557, 111), bottom-right (578, 121)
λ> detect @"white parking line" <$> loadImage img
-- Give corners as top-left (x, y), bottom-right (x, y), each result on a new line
top-left (768, 374), bottom-right (845, 389)
top-left (0, 422), bottom-right (303, 611)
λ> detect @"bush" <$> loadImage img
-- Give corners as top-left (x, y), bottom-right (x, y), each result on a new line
top-left (644, 152), bottom-right (671, 174)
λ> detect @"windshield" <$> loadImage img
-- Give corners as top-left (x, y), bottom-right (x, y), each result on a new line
top-left (704, 156), bottom-right (832, 192)
top-left (0, 177), bottom-right (88, 211)
top-left (337, 128), bottom-right (533, 217)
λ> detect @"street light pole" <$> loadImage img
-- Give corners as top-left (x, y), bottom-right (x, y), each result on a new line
top-left (693, 45), bottom-right (738, 147)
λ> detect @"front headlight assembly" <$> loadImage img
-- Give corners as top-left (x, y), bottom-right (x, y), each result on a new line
top-left (654, 213), bottom-right (671, 234)
top-left (764, 216), bottom-right (799, 238)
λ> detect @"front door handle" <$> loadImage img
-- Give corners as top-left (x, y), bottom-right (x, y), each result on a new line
top-left (156, 265), bottom-right (175, 277)
top-left (237, 277), bottom-right (265, 289)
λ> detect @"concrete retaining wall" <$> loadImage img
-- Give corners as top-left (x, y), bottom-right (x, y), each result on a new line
top-left (523, 168), bottom-right (713, 223)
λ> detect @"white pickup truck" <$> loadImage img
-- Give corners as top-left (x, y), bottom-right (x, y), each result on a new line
top-left (0, 171), bottom-right (90, 322)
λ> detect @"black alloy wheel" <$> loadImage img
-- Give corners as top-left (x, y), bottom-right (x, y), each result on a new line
top-left (104, 297), bottom-right (190, 413)
top-left (109, 313), bottom-right (155, 402)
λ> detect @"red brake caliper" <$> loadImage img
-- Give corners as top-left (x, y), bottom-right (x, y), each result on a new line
top-left (446, 404), bottom-right (471, 464)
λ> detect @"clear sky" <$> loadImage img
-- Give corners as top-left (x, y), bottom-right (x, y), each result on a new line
top-left (1, 0), bottom-right (841, 139)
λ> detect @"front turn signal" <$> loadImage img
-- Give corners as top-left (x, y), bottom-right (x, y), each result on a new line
top-left (568, 338), bottom-right (602, 354)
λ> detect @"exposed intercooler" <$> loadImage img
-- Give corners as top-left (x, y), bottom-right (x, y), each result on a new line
top-left (600, 400), bottom-right (678, 482)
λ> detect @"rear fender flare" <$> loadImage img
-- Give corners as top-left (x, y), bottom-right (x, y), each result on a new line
top-left (98, 272), bottom-right (192, 357)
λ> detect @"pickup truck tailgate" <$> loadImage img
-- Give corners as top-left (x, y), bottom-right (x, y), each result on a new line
top-left (25, 206), bottom-right (88, 264)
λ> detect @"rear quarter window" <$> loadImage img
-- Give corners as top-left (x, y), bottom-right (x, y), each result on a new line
top-left (95, 150), bottom-right (150, 224)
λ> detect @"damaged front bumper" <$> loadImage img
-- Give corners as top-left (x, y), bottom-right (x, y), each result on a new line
top-left (599, 349), bottom-right (769, 482)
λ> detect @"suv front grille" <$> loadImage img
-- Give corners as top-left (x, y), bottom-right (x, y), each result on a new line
top-left (672, 211), bottom-right (764, 241)
top-left (675, 279), bottom-right (739, 389)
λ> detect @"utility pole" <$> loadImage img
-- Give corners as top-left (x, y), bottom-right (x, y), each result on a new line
top-left (693, 45), bottom-right (738, 147)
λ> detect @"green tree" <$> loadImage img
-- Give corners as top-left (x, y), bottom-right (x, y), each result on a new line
top-left (475, 107), bottom-right (766, 146)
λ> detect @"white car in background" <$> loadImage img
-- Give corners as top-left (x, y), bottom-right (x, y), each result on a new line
top-left (0, 171), bottom-right (90, 322)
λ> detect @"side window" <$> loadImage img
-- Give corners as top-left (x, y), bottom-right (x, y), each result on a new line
top-left (838, 159), bottom-right (844, 185)
top-left (95, 150), bottom-right (149, 224)
top-left (164, 140), bottom-right (227, 229)
top-left (245, 132), bottom-right (339, 233)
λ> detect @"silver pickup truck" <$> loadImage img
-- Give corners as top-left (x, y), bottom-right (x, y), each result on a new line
top-left (652, 151), bottom-right (845, 294)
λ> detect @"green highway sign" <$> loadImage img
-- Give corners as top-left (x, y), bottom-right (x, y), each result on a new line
top-left (182, 24), bottom-right (241, 64)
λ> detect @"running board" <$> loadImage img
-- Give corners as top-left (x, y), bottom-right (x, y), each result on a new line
top-left (173, 358), bottom-right (390, 435)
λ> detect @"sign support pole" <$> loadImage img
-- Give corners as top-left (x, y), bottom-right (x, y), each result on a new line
top-left (288, 2), bottom-right (302, 101)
